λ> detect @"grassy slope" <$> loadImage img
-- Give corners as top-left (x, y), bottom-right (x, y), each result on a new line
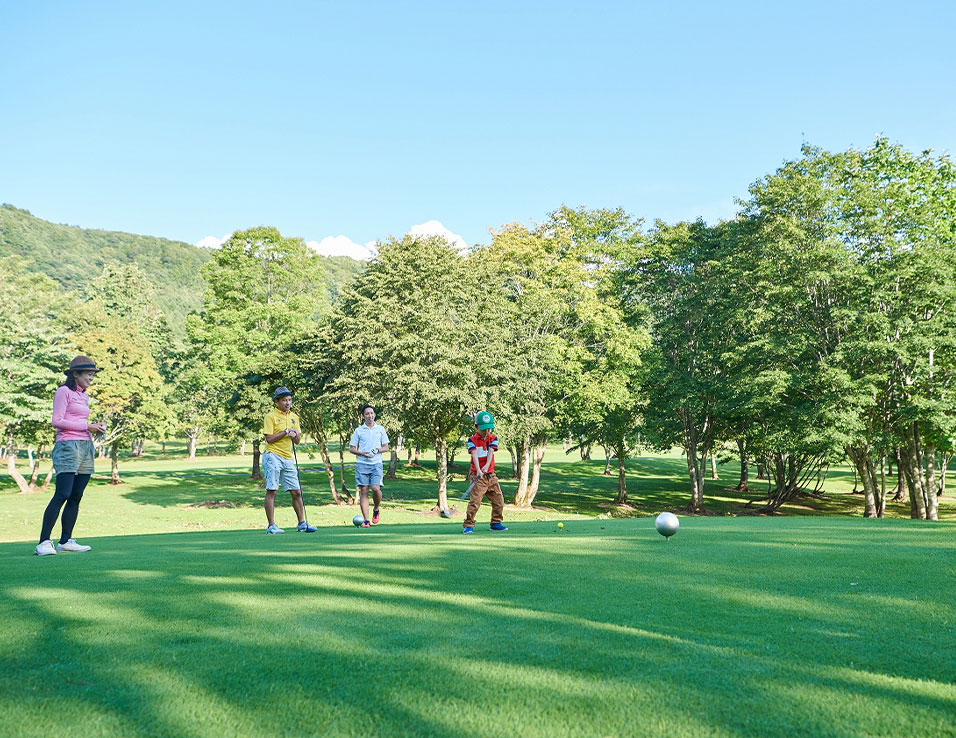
top-left (0, 517), bottom-right (953, 738)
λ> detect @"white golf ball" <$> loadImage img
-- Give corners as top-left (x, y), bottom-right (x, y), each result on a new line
top-left (655, 512), bottom-right (679, 539)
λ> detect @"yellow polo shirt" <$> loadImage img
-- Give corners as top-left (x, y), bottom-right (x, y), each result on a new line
top-left (262, 408), bottom-right (300, 459)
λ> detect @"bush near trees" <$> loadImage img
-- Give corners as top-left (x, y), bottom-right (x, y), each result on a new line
top-left (2, 138), bottom-right (954, 519)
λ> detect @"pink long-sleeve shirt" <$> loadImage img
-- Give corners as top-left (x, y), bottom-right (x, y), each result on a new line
top-left (52, 385), bottom-right (92, 442)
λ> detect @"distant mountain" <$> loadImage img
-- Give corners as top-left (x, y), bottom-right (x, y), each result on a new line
top-left (0, 204), bottom-right (365, 336)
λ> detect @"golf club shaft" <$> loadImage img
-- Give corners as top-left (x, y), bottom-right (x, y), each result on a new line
top-left (459, 478), bottom-right (477, 502)
top-left (291, 442), bottom-right (309, 526)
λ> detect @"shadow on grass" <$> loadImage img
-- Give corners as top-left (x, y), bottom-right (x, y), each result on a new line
top-left (1, 520), bottom-right (954, 737)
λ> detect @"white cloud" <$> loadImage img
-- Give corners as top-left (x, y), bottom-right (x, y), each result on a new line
top-left (306, 235), bottom-right (377, 261)
top-left (407, 220), bottom-right (468, 252)
top-left (195, 233), bottom-right (232, 249)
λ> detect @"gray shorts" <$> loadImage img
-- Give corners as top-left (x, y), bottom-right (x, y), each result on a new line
top-left (355, 464), bottom-right (383, 488)
top-left (263, 451), bottom-right (300, 491)
top-left (52, 439), bottom-right (95, 475)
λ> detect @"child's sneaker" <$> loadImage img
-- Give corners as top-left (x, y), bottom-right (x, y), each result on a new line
top-left (266, 523), bottom-right (285, 534)
top-left (372, 509), bottom-right (380, 525)
top-left (490, 523), bottom-right (508, 531)
top-left (296, 521), bottom-right (317, 533)
top-left (56, 539), bottom-right (92, 553)
top-left (462, 526), bottom-right (474, 534)
top-left (34, 540), bottom-right (56, 556)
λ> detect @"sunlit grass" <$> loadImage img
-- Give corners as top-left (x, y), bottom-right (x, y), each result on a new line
top-left (0, 518), bottom-right (953, 737)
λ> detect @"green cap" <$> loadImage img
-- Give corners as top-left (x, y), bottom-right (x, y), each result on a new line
top-left (475, 411), bottom-right (495, 430)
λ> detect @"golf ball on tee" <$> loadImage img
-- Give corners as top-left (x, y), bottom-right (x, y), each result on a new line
top-left (557, 522), bottom-right (564, 529)
top-left (655, 512), bottom-right (679, 539)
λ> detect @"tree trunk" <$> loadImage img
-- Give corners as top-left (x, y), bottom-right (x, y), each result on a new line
top-left (736, 439), bottom-right (749, 491)
top-left (847, 446), bottom-right (879, 517)
top-left (412, 444), bottom-right (421, 467)
top-left (679, 410), bottom-right (706, 512)
top-left (28, 443), bottom-right (45, 488)
top-left (386, 447), bottom-right (398, 479)
top-left (338, 434), bottom-right (350, 493)
top-left (892, 447), bottom-right (905, 500)
top-left (6, 434), bottom-right (32, 494)
top-left (523, 438), bottom-right (547, 507)
top-left (507, 445), bottom-right (517, 479)
top-left (900, 426), bottom-right (927, 519)
top-left (924, 441), bottom-right (939, 521)
top-left (434, 437), bottom-right (449, 512)
top-left (613, 443), bottom-right (628, 505)
top-left (109, 441), bottom-right (122, 484)
top-left (161, 440), bottom-right (167, 456)
top-left (239, 440), bottom-right (246, 456)
top-left (937, 454), bottom-right (950, 497)
top-left (187, 432), bottom-right (198, 461)
top-left (41, 464), bottom-right (54, 490)
top-left (579, 437), bottom-right (591, 461)
top-left (250, 439), bottom-right (262, 480)
top-left (407, 444), bottom-right (413, 464)
top-left (602, 445), bottom-right (612, 476)
top-left (513, 437), bottom-right (532, 505)
top-left (710, 452), bottom-right (719, 480)
top-left (756, 462), bottom-right (765, 480)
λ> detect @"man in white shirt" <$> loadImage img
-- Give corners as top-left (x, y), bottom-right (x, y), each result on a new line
top-left (349, 404), bottom-right (389, 527)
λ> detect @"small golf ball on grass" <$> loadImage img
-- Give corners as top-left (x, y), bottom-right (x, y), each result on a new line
top-left (655, 512), bottom-right (679, 541)
top-left (557, 522), bottom-right (564, 529)
top-left (352, 514), bottom-right (364, 527)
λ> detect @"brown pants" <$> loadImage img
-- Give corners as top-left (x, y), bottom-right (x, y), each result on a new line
top-left (464, 473), bottom-right (505, 527)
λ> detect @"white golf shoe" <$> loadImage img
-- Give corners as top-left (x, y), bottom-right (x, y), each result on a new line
top-left (56, 539), bottom-right (92, 553)
top-left (34, 540), bottom-right (57, 556)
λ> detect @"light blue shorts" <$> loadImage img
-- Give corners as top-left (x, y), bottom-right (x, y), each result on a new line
top-left (263, 451), bottom-right (300, 491)
top-left (52, 440), bottom-right (95, 475)
top-left (355, 464), bottom-right (383, 488)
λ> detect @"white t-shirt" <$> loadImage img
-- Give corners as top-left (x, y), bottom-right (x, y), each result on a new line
top-left (350, 423), bottom-right (389, 467)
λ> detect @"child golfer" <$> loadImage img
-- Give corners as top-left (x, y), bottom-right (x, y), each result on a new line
top-left (261, 386), bottom-right (316, 534)
top-left (349, 404), bottom-right (389, 527)
top-left (462, 411), bottom-right (508, 534)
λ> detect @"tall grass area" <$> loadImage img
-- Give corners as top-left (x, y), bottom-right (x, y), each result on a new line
top-left (1, 518), bottom-right (953, 737)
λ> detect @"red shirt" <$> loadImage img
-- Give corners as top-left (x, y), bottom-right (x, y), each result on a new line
top-left (468, 432), bottom-right (498, 475)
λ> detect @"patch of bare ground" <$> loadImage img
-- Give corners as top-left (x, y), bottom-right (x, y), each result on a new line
top-left (185, 500), bottom-right (238, 509)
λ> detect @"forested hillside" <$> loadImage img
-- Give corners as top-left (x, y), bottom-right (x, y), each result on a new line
top-left (0, 204), bottom-right (365, 333)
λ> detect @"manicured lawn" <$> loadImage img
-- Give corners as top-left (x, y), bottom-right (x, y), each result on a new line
top-left (2, 448), bottom-right (954, 736)
top-left (0, 517), bottom-right (953, 737)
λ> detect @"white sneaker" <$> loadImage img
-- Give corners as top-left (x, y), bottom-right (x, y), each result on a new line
top-left (266, 523), bottom-right (285, 534)
top-left (34, 540), bottom-right (57, 556)
top-left (56, 539), bottom-right (92, 553)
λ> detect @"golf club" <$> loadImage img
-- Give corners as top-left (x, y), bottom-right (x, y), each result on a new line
top-left (291, 440), bottom-right (312, 529)
top-left (459, 477), bottom-right (478, 502)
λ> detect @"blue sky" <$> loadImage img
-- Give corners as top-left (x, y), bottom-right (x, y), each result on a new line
top-left (2, 1), bottom-right (954, 258)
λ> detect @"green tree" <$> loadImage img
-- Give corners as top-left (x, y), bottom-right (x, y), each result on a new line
top-left (317, 235), bottom-right (478, 512)
top-left (189, 226), bottom-right (329, 478)
top-left (0, 257), bottom-right (74, 493)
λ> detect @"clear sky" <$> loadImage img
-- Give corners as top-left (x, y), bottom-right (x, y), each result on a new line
top-left (2, 1), bottom-right (954, 258)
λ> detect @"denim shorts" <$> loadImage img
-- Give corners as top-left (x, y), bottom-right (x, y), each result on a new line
top-left (52, 439), bottom-right (95, 475)
top-left (355, 464), bottom-right (383, 487)
top-left (263, 451), bottom-right (300, 491)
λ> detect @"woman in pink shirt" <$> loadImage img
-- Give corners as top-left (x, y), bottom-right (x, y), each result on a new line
top-left (35, 356), bottom-right (106, 557)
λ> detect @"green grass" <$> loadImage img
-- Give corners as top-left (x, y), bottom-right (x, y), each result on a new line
top-left (2, 448), bottom-right (955, 736)
top-left (1, 519), bottom-right (954, 737)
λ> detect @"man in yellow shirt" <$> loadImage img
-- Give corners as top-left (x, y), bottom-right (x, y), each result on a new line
top-left (262, 386), bottom-right (316, 534)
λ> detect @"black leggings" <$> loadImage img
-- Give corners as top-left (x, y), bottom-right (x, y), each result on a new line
top-left (39, 472), bottom-right (90, 544)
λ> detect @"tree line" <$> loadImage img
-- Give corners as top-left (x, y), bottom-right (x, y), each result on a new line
top-left (3, 138), bottom-right (954, 519)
